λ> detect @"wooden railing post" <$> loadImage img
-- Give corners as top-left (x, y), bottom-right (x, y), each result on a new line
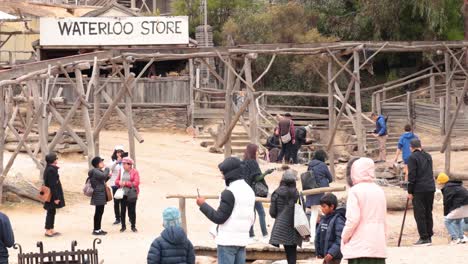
top-left (179, 198), bottom-right (187, 233)
top-left (440, 96), bottom-right (446, 136)
top-left (430, 69), bottom-right (436, 103)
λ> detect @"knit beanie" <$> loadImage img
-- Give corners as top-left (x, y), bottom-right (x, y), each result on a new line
top-left (163, 207), bottom-right (181, 228)
top-left (436, 172), bottom-right (449, 185)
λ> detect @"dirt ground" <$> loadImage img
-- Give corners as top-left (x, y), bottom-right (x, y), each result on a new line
top-left (0, 130), bottom-right (467, 263)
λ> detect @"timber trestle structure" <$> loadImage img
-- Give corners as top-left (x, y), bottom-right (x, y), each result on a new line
top-left (1, 41), bottom-right (468, 199)
top-left (14, 239), bottom-right (102, 264)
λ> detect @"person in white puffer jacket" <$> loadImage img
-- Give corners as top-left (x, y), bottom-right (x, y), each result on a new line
top-left (196, 157), bottom-right (255, 264)
top-left (108, 145), bottom-right (125, 225)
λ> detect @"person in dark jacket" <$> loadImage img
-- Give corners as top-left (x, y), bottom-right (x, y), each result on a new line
top-left (436, 173), bottom-right (468, 244)
top-left (266, 128), bottom-right (281, 163)
top-left (407, 139), bottom-right (436, 246)
top-left (269, 170), bottom-right (303, 264)
top-left (89, 156), bottom-right (110, 236)
top-left (242, 144), bottom-right (274, 240)
top-left (0, 212), bottom-right (14, 264)
top-left (290, 124), bottom-right (313, 164)
top-left (306, 150), bottom-right (333, 244)
top-left (315, 193), bottom-right (345, 264)
top-left (43, 153), bottom-right (65, 237)
top-left (277, 113), bottom-right (296, 164)
top-left (147, 207), bottom-right (195, 264)
top-left (371, 113), bottom-right (388, 163)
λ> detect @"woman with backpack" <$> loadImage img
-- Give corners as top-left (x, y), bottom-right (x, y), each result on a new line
top-left (305, 150), bottom-right (333, 243)
top-left (269, 170), bottom-right (303, 264)
top-left (242, 144), bottom-right (274, 241)
top-left (88, 156), bottom-right (110, 236)
top-left (115, 157), bottom-right (140, 233)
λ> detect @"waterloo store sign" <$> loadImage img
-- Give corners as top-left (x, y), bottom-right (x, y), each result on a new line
top-left (40, 16), bottom-right (189, 46)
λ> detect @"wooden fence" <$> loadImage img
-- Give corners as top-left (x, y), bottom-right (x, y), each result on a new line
top-left (414, 100), bottom-right (468, 134)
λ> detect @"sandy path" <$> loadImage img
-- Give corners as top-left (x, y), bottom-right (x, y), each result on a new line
top-left (0, 131), bottom-right (466, 263)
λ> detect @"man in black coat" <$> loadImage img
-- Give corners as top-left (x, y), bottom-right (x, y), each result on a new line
top-left (43, 153), bottom-right (65, 237)
top-left (0, 212), bottom-right (14, 264)
top-left (407, 139), bottom-right (435, 246)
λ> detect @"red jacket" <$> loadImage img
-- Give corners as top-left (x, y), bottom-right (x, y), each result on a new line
top-left (115, 168), bottom-right (140, 194)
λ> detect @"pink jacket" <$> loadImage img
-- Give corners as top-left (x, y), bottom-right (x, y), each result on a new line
top-left (115, 168), bottom-right (140, 194)
top-left (341, 157), bottom-right (387, 260)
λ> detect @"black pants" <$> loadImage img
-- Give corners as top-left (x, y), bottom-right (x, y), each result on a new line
top-left (284, 245), bottom-right (297, 264)
top-left (45, 208), bottom-right (56, 229)
top-left (290, 143), bottom-right (303, 164)
top-left (94, 205), bottom-right (105, 231)
top-left (120, 196), bottom-right (137, 228)
top-left (278, 142), bottom-right (294, 163)
top-left (412, 192), bottom-right (434, 240)
top-left (112, 186), bottom-right (121, 221)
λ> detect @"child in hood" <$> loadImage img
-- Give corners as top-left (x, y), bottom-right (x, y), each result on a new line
top-left (315, 193), bottom-right (345, 264)
top-left (147, 207), bottom-right (195, 264)
top-left (437, 173), bottom-right (468, 244)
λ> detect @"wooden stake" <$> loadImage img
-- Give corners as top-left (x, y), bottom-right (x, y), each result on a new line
top-left (353, 51), bottom-right (365, 155)
top-left (223, 58), bottom-right (234, 158)
top-left (327, 79), bottom-right (355, 150)
top-left (179, 198), bottom-right (187, 233)
top-left (189, 59), bottom-right (195, 127)
top-left (75, 69), bottom-right (95, 166)
top-left (430, 69), bottom-right (436, 103)
top-left (48, 105), bottom-right (88, 155)
top-left (327, 60), bottom-right (336, 178)
top-left (444, 52), bottom-right (451, 173)
top-left (245, 57), bottom-right (259, 145)
top-left (124, 61), bottom-right (136, 166)
top-left (48, 97), bottom-right (82, 152)
top-left (0, 86), bottom-right (5, 203)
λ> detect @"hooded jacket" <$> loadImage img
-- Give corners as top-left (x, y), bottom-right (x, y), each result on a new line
top-left (242, 159), bottom-right (262, 188)
top-left (43, 164), bottom-right (65, 210)
top-left (147, 226), bottom-right (195, 264)
top-left (315, 207), bottom-right (346, 259)
top-left (269, 171), bottom-right (303, 247)
top-left (407, 149), bottom-right (435, 194)
top-left (341, 158), bottom-right (387, 260)
top-left (441, 181), bottom-right (468, 216)
top-left (199, 157), bottom-right (255, 246)
top-left (397, 132), bottom-right (418, 164)
top-left (88, 167), bottom-right (110, 206)
top-left (0, 212), bottom-right (14, 263)
top-left (306, 160), bottom-right (333, 207)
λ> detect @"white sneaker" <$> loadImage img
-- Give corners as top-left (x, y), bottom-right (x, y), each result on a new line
top-left (461, 236), bottom-right (468, 243)
top-left (449, 239), bottom-right (460, 245)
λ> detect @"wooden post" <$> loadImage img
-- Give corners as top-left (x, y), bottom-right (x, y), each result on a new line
top-left (124, 62), bottom-right (136, 167)
top-left (244, 56), bottom-right (259, 145)
top-left (376, 92), bottom-right (382, 115)
top-left (30, 80), bottom-right (47, 178)
top-left (353, 50), bottom-right (365, 156)
top-left (327, 59), bottom-right (336, 178)
top-left (94, 80), bottom-right (101, 156)
top-left (371, 93), bottom-right (376, 114)
top-left (75, 69), bottom-right (95, 166)
top-left (0, 86), bottom-right (5, 203)
top-left (406, 92), bottom-right (412, 126)
top-left (441, 79), bottom-right (468, 153)
top-left (179, 198), bottom-right (187, 233)
top-left (440, 97), bottom-right (446, 135)
top-left (444, 52), bottom-right (451, 173)
top-left (430, 69), bottom-right (436, 103)
top-left (224, 59), bottom-right (234, 158)
top-left (189, 59), bottom-right (195, 127)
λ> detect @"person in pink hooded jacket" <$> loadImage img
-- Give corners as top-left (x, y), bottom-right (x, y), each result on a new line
top-left (341, 157), bottom-right (387, 264)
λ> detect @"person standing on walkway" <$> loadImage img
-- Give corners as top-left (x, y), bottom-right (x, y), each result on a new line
top-left (341, 157), bottom-right (387, 264)
top-left (0, 212), bottom-right (14, 264)
top-left (43, 153), bottom-right (65, 237)
top-left (196, 157), bottom-right (255, 264)
top-left (291, 124), bottom-right (313, 164)
top-left (306, 150), bottom-right (333, 244)
top-left (277, 113), bottom-right (295, 164)
top-left (109, 145), bottom-right (125, 225)
top-left (393, 124), bottom-right (418, 182)
top-left (371, 113), bottom-right (388, 163)
top-left (269, 170), bottom-right (303, 264)
top-left (407, 139), bottom-right (436, 246)
top-left (89, 156), bottom-right (110, 236)
top-left (116, 157), bottom-right (140, 233)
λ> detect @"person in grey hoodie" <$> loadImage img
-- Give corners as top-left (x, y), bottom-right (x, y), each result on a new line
top-left (0, 212), bottom-right (14, 264)
top-left (89, 156), bottom-right (110, 236)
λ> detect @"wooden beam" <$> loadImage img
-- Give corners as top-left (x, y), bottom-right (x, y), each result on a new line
top-left (327, 48), bottom-right (360, 84)
top-left (179, 198), bottom-right (187, 233)
top-left (48, 97), bottom-right (82, 152)
top-left (199, 58), bottom-right (225, 86)
top-left (327, 60), bottom-right (336, 178)
top-left (215, 51), bottom-right (256, 92)
top-left (223, 58), bottom-right (234, 158)
top-left (253, 54), bottom-right (277, 85)
top-left (0, 86), bottom-right (5, 203)
top-left (359, 42), bottom-right (389, 70)
top-left (441, 79), bottom-right (468, 153)
top-left (48, 105), bottom-right (88, 155)
top-left (75, 69), bottom-right (95, 165)
top-left (330, 56), bottom-right (353, 84)
top-left (188, 59), bottom-right (195, 127)
top-left (444, 52), bottom-right (451, 173)
top-left (245, 57), bottom-right (259, 145)
top-left (353, 50), bottom-right (365, 155)
top-left (327, 79), bottom-right (355, 150)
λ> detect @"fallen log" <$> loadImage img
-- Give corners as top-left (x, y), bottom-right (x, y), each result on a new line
top-left (3, 173), bottom-right (41, 203)
top-left (424, 144), bottom-right (468, 152)
top-left (56, 144), bottom-right (84, 154)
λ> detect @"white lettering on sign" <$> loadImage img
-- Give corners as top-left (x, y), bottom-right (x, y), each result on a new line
top-left (40, 16), bottom-right (189, 46)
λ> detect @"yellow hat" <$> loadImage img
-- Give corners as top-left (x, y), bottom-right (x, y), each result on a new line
top-left (437, 173), bottom-right (449, 184)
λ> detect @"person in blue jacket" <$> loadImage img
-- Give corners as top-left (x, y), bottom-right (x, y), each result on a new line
top-left (394, 124), bottom-right (418, 181)
top-left (147, 207), bottom-right (195, 264)
top-left (371, 113), bottom-right (388, 163)
top-left (315, 193), bottom-right (345, 264)
top-left (0, 211), bottom-right (14, 264)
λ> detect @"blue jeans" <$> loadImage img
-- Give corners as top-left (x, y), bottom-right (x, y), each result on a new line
top-left (445, 217), bottom-right (464, 240)
top-left (217, 246), bottom-right (246, 264)
top-left (250, 202), bottom-right (268, 237)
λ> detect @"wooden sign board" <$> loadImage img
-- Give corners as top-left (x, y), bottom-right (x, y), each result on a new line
top-left (40, 16), bottom-right (189, 46)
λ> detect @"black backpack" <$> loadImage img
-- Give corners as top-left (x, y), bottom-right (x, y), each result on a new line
top-left (301, 170), bottom-right (320, 191)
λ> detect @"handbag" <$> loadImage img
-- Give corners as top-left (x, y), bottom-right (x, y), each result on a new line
top-left (280, 132), bottom-right (292, 144)
top-left (114, 188), bottom-right (124, 200)
top-left (126, 187), bottom-right (138, 202)
top-left (38, 185), bottom-right (51, 203)
top-left (105, 185), bottom-right (113, 202)
top-left (83, 178), bottom-right (94, 197)
top-left (300, 171), bottom-right (320, 191)
top-left (294, 196), bottom-right (311, 238)
top-left (253, 180), bottom-right (269, 198)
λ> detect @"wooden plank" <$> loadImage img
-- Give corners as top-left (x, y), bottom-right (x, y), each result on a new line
top-left (327, 60), bottom-right (336, 178)
top-left (258, 91), bottom-right (328, 97)
top-left (124, 61), bottom-right (136, 166)
top-left (353, 50), bottom-right (364, 155)
top-left (75, 69), bottom-right (95, 165)
top-left (223, 58), bottom-right (234, 158)
top-left (48, 105), bottom-right (88, 155)
top-left (444, 52), bottom-right (451, 173)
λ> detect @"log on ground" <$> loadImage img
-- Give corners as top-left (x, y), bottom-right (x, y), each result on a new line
top-left (3, 173), bottom-right (41, 203)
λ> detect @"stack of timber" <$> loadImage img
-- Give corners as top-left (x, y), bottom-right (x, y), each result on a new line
top-left (4, 131), bottom-right (86, 154)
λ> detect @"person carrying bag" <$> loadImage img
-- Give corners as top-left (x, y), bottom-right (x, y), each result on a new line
top-left (115, 157), bottom-right (140, 233)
